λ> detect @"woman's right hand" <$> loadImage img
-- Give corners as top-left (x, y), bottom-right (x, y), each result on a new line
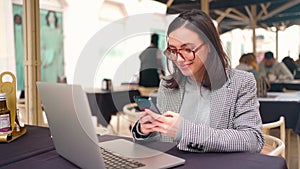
top-left (138, 109), bottom-right (160, 135)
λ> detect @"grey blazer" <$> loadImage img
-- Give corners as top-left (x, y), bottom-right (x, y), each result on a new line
top-left (132, 69), bottom-right (264, 153)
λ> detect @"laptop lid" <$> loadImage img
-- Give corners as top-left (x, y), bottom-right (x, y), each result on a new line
top-left (37, 82), bottom-right (185, 169)
top-left (37, 82), bottom-right (105, 169)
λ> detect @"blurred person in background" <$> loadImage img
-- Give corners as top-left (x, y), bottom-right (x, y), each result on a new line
top-left (40, 10), bottom-right (64, 83)
top-left (139, 33), bottom-right (164, 87)
top-left (258, 51), bottom-right (293, 81)
top-left (282, 56), bottom-right (297, 75)
top-left (236, 53), bottom-right (259, 79)
top-left (294, 54), bottom-right (300, 68)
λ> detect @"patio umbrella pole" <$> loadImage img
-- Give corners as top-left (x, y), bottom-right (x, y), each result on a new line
top-left (275, 28), bottom-right (279, 61)
top-left (201, 0), bottom-right (209, 15)
top-left (251, 5), bottom-right (257, 55)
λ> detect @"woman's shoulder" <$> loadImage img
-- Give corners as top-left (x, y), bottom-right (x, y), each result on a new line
top-left (235, 63), bottom-right (252, 71)
top-left (223, 68), bottom-right (257, 91)
top-left (228, 68), bottom-right (256, 81)
top-left (158, 74), bottom-right (184, 91)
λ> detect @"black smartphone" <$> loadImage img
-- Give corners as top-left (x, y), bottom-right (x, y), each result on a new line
top-left (133, 96), bottom-right (161, 114)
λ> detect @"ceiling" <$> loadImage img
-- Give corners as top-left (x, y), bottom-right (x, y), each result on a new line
top-left (154, 0), bottom-right (300, 33)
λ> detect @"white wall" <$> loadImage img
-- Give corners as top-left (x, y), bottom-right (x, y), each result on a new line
top-left (1, 0), bottom-right (169, 88)
top-left (0, 0), bottom-right (15, 75)
top-left (63, 0), bottom-right (168, 88)
top-left (63, 0), bottom-right (103, 85)
top-left (278, 25), bottom-right (300, 61)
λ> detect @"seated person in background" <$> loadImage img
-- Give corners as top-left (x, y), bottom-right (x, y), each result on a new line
top-left (294, 54), bottom-right (300, 68)
top-left (235, 53), bottom-right (259, 78)
top-left (132, 9), bottom-right (263, 153)
top-left (282, 56), bottom-right (297, 75)
top-left (258, 51), bottom-right (293, 81)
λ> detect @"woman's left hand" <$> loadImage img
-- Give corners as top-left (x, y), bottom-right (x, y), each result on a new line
top-left (144, 109), bottom-right (182, 138)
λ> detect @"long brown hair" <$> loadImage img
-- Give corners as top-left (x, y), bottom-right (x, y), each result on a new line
top-left (164, 9), bottom-right (229, 90)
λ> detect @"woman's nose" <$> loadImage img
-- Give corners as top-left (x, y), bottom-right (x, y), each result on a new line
top-left (176, 53), bottom-right (186, 62)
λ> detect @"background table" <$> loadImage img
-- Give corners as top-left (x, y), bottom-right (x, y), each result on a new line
top-left (0, 126), bottom-right (287, 169)
top-left (269, 80), bottom-right (300, 92)
top-left (85, 86), bottom-right (157, 127)
top-left (259, 92), bottom-right (300, 168)
top-left (258, 92), bottom-right (300, 135)
top-left (85, 87), bottom-right (141, 127)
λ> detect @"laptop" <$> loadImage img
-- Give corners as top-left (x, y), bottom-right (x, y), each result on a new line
top-left (36, 82), bottom-right (185, 169)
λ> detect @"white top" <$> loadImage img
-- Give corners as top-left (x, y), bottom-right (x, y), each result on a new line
top-left (176, 78), bottom-right (211, 140)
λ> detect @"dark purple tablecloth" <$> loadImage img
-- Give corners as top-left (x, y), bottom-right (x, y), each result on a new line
top-left (0, 127), bottom-right (287, 169)
top-left (0, 126), bottom-right (54, 167)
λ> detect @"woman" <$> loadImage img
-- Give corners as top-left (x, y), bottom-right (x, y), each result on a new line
top-left (13, 14), bottom-right (25, 98)
top-left (40, 10), bottom-right (64, 83)
top-left (236, 53), bottom-right (259, 78)
top-left (132, 9), bottom-right (263, 153)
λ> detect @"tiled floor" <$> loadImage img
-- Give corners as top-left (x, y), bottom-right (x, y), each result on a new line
top-left (109, 115), bottom-right (299, 169)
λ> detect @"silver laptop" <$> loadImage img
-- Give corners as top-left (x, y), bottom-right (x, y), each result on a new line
top-left (36, 82), bottom-right (185, 169)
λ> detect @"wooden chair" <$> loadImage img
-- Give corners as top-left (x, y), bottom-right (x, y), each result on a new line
top-left (261, 134), bottom-right (285, 157)
top-left (115, 103), bottom-right (142, 135)
top-left (297, 135), bottom-right (300, 169)
top-left (261, 116), bottom-right (286, 158)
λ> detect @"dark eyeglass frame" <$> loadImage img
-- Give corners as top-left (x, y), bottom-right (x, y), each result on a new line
top-left (164, 43), bottom-right (205, 61)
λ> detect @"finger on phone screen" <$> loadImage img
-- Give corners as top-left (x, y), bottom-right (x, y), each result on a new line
top-left (145, 109), bottom-right (160, 119)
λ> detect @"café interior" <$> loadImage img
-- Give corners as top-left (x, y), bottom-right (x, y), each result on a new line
top-left (1, 0), bottom-right (300, 169)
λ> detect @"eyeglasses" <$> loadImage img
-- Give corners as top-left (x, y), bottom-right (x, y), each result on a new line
top-left (163, 43), bottom-right (205, 61)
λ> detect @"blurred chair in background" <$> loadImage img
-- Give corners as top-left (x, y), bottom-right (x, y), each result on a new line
top-left (261, 116), bottom-right (287, 165)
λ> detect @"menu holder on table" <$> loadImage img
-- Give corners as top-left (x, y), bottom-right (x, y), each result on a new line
top-left (0, 71), bottom-right (26, 143)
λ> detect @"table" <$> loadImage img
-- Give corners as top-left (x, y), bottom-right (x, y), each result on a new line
top-left (258, 92), bottom-right (300, 134)
top-left (85, 87), bottom-right (141, 127)
top-left (0, 126), bottom-right (54, 167)
top-left (85, 86), bottom-right (157, 127)
top-left (0, 126), bottom-right (287, 169)
top-left (269, 80), bottom-right (300, 92)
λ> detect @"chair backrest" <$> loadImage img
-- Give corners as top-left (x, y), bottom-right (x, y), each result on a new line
top-left (261, 116), bottom-right (285, 158)
top-left (261, 134), bottom-right (285, 157)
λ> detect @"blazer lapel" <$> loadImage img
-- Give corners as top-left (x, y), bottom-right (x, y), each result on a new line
top-left (210, 77), bottom-right (235, 129)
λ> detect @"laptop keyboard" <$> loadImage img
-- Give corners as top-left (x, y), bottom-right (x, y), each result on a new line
top-left (100, 147), bottom-right (146, 169)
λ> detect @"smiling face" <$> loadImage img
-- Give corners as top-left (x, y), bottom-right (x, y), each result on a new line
top-left (168, 26), bottom-right (209, 81)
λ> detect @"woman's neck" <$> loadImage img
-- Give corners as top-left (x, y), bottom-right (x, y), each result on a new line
top-left (189, 67), bottom-right (205, 82)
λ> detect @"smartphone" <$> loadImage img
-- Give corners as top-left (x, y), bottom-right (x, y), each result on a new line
top-left (133, 96), bottom-right (161, 114)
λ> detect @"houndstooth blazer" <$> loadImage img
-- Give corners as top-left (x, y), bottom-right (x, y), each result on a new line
top-left (132, 68), bottom-right (264, 153)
